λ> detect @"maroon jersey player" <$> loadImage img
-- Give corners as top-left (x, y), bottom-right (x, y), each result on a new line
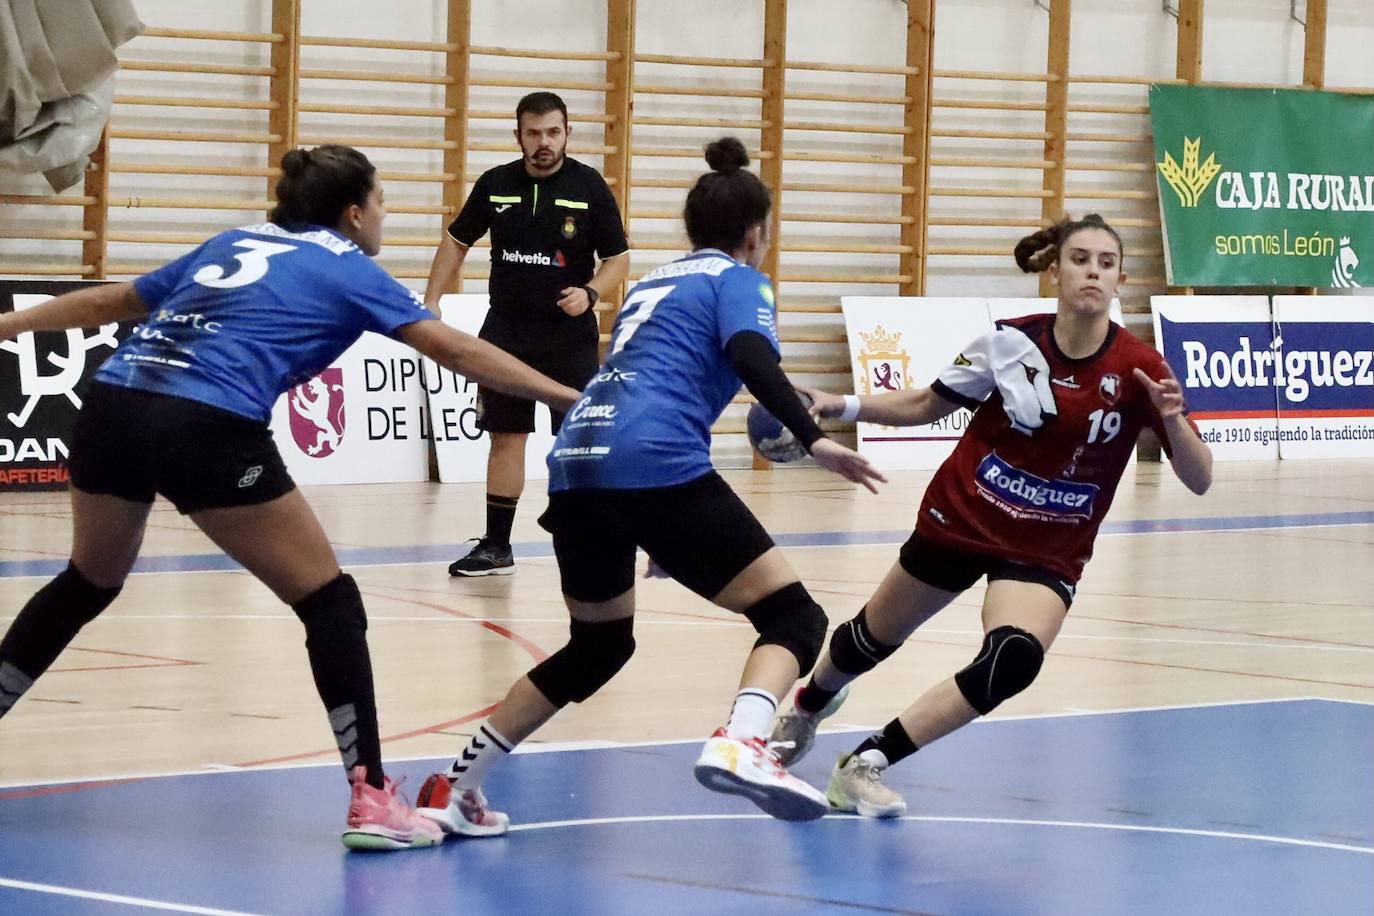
top-left (768, 213), bottom-right (1213, 817)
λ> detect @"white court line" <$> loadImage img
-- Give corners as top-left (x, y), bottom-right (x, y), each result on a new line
top-left (0, 877), bottom-right (266, 915)
top-left (2, 615), bottom-right (1368, 656)
top-left (503, 812), bottom-right (1374, 856)
top-left (0, 697), bottom-right (1354, 789)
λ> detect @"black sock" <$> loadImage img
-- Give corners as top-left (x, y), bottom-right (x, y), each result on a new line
top-left (485, 494), bottom-right (519, 548)
top-left (292, 574), bottom-right (385, 789)
top-left (0, 564), bottom-right (120, 719)
top-left (849, 718), bottom-right (919, 768)
top-left (796, 681), bottom-right (840, 715)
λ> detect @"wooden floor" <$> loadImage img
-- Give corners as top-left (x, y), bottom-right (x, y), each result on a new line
top-left (2, 459), bottom-right (1372, 786)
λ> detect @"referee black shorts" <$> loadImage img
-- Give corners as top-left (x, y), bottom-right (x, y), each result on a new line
top-left (538, 472), bottom-right (777, 603)
top-left (68, 382), bottom-right (296, 515)
top-left (475, 345), bottom-right (599, 435)
top-left (898, 531), bottom-right (1077, 608)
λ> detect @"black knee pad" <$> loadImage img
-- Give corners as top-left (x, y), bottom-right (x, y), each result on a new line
top-left (54, 563), bottom-right (122, 629)
top-left (742, 582), bottom-right (828, 674)
top-left (291, 573), bottom-right (366, 633)
top-left (828, 606), bottom-right (900, 676)
top-left (954, 625), bottom-right (1045, 715)
top-left (527, 617), bottom-right (636, 707)
top-left (7, 563), bottom-right (121, 658)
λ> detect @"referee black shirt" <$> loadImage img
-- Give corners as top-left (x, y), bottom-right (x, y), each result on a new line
top-left (447, 157), bottom-right (629, 356)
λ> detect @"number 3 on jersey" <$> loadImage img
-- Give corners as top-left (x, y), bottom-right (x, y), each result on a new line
top-left (1087, 408), bottom-right (1122, 444)
top-left (609, 284), bottom-right (674, 356)
top-left (193, 239), bottom-right (297, 290)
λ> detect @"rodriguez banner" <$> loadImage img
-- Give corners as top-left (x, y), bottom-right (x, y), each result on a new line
top-left (1150, 84), bottom-right (1374, 288)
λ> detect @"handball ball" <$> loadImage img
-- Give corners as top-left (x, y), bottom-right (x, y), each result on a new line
top-left (747, 390), bottom-right (813, 463)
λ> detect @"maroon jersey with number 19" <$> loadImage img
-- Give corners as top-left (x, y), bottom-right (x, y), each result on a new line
top-left (915, 314), bottom-right (1197, 582)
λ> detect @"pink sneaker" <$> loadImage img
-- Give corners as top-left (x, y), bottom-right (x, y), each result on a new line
top-left (342, 766), bottom-right (444, 851)
top-left (416, 773), bottom-right (510, 837)
top-left (693, 727), bottom-right (829, 821)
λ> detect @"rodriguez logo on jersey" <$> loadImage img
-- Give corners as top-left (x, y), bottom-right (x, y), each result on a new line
top-left (974, 452), bottom-right (1098, 522)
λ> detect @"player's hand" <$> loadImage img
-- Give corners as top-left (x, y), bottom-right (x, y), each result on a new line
top-left (796, 386), bottom-right (842, 420)
top-left (810, 438), bottom-right (887, 494)
top-left (557, 286), bottom-right (593, 317)
top-left (1133, 366), bottom-right (1186, 419)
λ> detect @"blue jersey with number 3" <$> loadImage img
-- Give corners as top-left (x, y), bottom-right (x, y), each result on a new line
top-left (547, 248), bottom-right (780, 491)
top-left (94, 223), bottom-right (434, 422)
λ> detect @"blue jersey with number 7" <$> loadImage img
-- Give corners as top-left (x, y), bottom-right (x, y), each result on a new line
top-left (547, 248), bottom-right (779, 491)
top-left (94, 223), bottom-right (434, 423)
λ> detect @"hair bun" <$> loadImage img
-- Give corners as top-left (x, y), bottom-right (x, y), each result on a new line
top-left (281, 148), bottom-right (312, 177)
top-left (704, 136), bottom-right (749, 173)
top-left (1013, 225), bottom-right (1062, 273)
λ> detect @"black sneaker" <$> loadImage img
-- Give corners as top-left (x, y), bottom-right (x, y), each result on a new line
top-left (448, 537), bottom-right (515, 577)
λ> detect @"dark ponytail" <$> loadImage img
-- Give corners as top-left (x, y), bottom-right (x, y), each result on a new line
top-left (271, 145), bottom-right (376, 231)
top-left (1014, 213), bottom-right (1123, 273)
top-left (683, 136), bottom-right (772, 252)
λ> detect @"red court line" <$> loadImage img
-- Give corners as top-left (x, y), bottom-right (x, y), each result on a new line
top-left (912, 634), bottom-right (1374, 691)
top-left (229, 589), bottom-right (551, 767)
top-left (50, 646), bottom-right (202, 674)
top-left (358, 588), bottom-right (550, 664)
top-left (0, 778), bottom-right (142, 802)
top-left (234, 702), bottom-right (501, 768)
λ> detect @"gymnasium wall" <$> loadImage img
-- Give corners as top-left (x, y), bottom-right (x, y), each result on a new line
top-left (2, 0), bottom-right (1370, 463)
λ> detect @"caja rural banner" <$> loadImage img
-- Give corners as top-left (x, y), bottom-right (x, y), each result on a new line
top-left (1149, 85), bottom-right (1374, 288)
top-left (0, 280), bottom-right (132, 492)
top-left (1150, 296), bottom-right (1279, 461)
top-left (841, 298), bottom-right (1125, 471)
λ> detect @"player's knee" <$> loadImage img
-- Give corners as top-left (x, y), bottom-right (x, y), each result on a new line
top-left (41, 563), bottom-right (122, 636)
top-left (743, 582), bottom-right (828, 674)
top-left (828, 606), bottom-right (900, 676)
top-left (953, 625), bottom-right (1044, 715)
top-left (527, 617), bottom-right (636, 707)
top-left (291, 573), bottom-right (366, 632)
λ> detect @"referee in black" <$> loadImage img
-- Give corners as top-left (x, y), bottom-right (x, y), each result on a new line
top-left (425, 91), bottom-right (630, 576)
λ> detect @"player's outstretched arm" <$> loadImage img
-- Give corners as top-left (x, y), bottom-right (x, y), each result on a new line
top-left (1133, 366), bottom-right (1212, 495)
top-left (0, 283), bottom-right (147, 341)
top-left (400, 318), bottom-right (580, 412)
top-left (799, 385), bottom-right (961, 428)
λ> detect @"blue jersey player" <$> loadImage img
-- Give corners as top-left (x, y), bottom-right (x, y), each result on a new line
top-left (0, 145), bottom-right (581, 851)
top-left (417, 138), bottom-right (887, 836)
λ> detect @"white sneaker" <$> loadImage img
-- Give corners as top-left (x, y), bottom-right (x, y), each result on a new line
top-left (415, 773), bottom-right (510, 837)
top-left (768, 684), bottom-right (850, 766)
top-left (693, 728), bottom-right (829, 822)
top-left (825, 753), bottom-right (907, 818)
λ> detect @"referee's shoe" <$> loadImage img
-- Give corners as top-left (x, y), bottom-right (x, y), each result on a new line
top-left (448, 537), bottom-right (515, 577)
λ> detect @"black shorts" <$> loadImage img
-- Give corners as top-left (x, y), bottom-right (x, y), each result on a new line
top-left (898, 532), bottom-right (1077, 608)
top-left (68, 383), bottom-right (296, 515)
top-left (538, 472), bottom-right (776, 603)
top-left (475, 342), bottom-right (599, 435)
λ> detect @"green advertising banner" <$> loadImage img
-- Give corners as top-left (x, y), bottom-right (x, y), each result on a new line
top-left (1149, 85), bottom-right (1374, 288)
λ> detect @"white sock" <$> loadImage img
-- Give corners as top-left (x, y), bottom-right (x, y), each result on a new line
top-left (447, 722), bottom-right (514, 789)
top-left (724, 688), bottom-right (779, 740)
top-left (857, 748), bottom-right (889, 769)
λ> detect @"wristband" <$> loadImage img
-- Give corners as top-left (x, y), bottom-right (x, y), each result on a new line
top-left (839, 395), bottom-right (861, 422)
top-left (582, 285), bottom-right (600, 307)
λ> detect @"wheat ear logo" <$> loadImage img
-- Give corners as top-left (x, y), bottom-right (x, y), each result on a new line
top-left (1157, 137), bottom-right (1222, 208)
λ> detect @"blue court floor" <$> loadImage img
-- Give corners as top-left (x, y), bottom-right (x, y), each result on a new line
top-left (0, 698), bottom-right (1369, 915)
